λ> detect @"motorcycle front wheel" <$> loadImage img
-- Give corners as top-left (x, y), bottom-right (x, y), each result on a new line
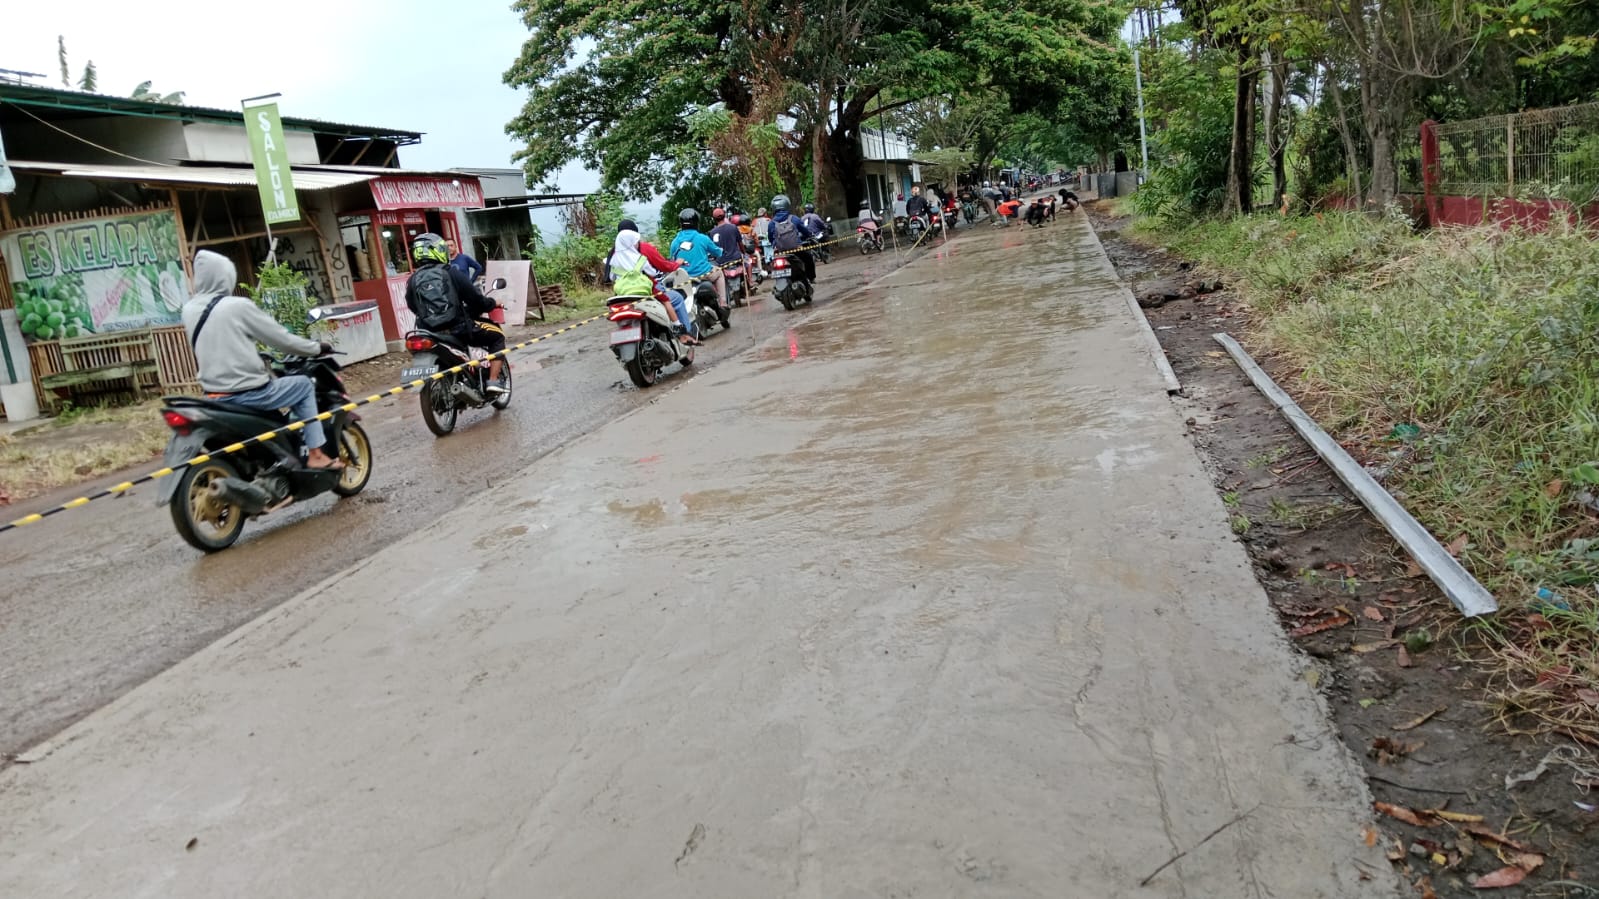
top-left (332, 422), bottom-right (373, 496)
top-left (170, 457), bottom-right (245, 552)
top-left (420, 377), bottom-right (459, 436)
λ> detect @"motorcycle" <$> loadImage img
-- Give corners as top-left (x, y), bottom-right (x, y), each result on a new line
top-left (738, 232), bottom-right (767, 285)
top-left (401, 278), bottom-right (513, 437)
top-left (905, 213), bottom-right (928, 242)
top-left (157, 353), bottom-right (373, 552)
top-left (692, 270), bottom-right (733, 335)
top-left (857, 212), bottom-right (884, 254)
top-left (770, 252), bottom-right (814, 311)
top-left (958, 192), bottom-right (979, 224)
top-left (893, 214), bottom-right (910, 237)
top-left (942, 202), bottom-right (960, 231)
top-left (720, 257), bottom-right (752, 308)
top-left (813, 219), bottom-right (835, 265)
top-left (606, 274), bottom-right (697, 388)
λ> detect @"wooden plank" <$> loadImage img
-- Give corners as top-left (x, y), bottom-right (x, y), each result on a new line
top-left (170, 189), bottom-right (194, 282)
top-left (40, 361), bottom-right (157, 388)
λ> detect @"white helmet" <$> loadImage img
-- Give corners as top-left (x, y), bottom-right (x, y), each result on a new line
top-left (983, 180), bottom-right (992, 188)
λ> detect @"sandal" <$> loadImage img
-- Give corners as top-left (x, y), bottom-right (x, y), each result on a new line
top-left (306, 457), bottom-right (347, 471)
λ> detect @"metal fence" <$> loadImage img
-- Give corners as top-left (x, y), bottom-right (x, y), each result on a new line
top-left (1431, 101), bottom-right (1599, 200)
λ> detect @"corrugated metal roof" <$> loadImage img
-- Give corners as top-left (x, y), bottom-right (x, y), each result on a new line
top-left (0, 82), bottom-right (421, 142)
top-left (7, 160), bottom-right (376, 190)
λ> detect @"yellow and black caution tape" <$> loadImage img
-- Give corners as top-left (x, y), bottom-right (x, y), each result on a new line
top-left (1, 314), bottom-right (608, 535)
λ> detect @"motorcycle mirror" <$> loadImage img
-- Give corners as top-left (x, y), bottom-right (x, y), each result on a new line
top-left (492, 278), bottom-right (508, 290)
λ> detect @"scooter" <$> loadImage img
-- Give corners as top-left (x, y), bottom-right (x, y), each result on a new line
top-left (606, 275), bottom-right (697, 388)
top-left (692, 271), bottom-right (733, 336)
top-left (157, 353), bottom-right (373, 552)
top-left (771, 252), bottom-right (814, 311)
top-left (401, 277), bottom-right (513, 437)
top-left (857, 212), bottom-right (884, 254)
top-left (720, 257), bottom-right (752, 308)
top-left (942, 202), bottom-right (960, 231)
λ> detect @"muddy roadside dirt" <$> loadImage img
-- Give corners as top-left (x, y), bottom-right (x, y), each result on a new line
top-left (1086, 201), bottom-right (1599, 897)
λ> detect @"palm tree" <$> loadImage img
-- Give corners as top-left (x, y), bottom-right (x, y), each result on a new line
top-left (129, 81), bottom-right (185, 105)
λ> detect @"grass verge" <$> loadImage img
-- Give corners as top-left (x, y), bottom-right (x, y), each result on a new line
top-left (536, 286), bottom-right (610, 326)
top-left (1134, 209), bottom-right (1599, 742)
top-left (0, 400), bottom-right (169, 505)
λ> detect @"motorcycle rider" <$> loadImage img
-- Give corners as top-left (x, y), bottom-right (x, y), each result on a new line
top-left (979, 181), bottom-right (1002, 224)
top-left (669, 208), bottom-right (729, 311)
top-left (856, 201), bottom-right (882, 249)
top-left (609, 220), bottom-right (698, 344)
top-left (766, 194), bottom-right (822, 285)
top-left (707, 207), bottom-right (744, 300)
top-left (800, 202), bottom-right (828, 243)
top-left (905, 185), bottom-right (931, 234)
top-left (182, 249), bottom-right (342, 470)
top-left (751, 207), bottom-right (774, 272)
top-left (405, 232), bottom-right (507, 394)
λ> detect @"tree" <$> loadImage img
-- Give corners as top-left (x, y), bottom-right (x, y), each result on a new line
top-left (58, 35), bottom-right (69, 89)
top-left (504, 0), bottom-right (1129, 211)
top-left (78, 61), bottom-right (96, 93)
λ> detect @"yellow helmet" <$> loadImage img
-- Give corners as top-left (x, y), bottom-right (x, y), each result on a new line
top-left (411, 232), bottom-right (449, 266)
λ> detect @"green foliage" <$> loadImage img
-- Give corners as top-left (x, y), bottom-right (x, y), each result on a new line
top-left (1148, 211), bottom-right (1599, 596)
top-left (1130, 47), bottom-right (1235, 221)
top-left (241, 262), bottom-right (324, 339)
top-left (525, 192), bottom-right (629, 290)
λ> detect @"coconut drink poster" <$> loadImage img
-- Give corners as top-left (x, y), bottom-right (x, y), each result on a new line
top-left (1, 210), bottom-right (188, 343)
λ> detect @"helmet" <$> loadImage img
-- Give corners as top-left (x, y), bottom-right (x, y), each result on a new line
top-left (410, 232), bottom-right (449, 266)
top-left (983, 180), bottom-right (992, 188)
top-left (678, 208), bottom-right (700, 228)
top-left (803, 202), bottom-right (816, 213)
top-left (771, 194), bottom-right (790, 213)
top-left (711, 207), bottom-right (726, 221)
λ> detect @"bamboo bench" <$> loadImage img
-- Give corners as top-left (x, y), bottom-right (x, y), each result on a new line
top-left (38, 329), bottom-right (160, 399)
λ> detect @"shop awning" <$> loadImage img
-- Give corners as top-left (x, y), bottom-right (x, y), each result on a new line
top-left (6, 160), bottom-right (376, 191)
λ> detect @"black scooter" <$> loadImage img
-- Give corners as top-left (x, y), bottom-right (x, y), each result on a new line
top-left (157, 354), bottom-right (373, 552)
top-left (402, 278), bottom-right (513, 437)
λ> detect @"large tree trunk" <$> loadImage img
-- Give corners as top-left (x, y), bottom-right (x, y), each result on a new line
top-left (1368, 123), bottom-right (1397, 208)
top-left (1223, 49), bottom-right (1258, 215)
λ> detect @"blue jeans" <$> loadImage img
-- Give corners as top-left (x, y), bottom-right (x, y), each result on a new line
top-left (228, 375), bottom-right (326, 451)
top-left (661, 288), bottom-right (695, 337)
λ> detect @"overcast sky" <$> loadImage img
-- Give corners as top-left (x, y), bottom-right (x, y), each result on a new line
top-left (1, 0), bottom-right (601, 197)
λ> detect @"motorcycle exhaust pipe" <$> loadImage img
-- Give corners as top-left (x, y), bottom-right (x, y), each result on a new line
top-left (208, 476), bottom-right (274, 514)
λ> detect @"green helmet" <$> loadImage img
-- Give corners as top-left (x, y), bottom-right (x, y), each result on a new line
top-left (411, 232), bottom-right (449, 266)
top-left (771, 194), bottom-right (790, 213)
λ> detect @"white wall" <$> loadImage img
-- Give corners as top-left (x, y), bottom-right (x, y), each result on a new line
top-left (182, 122), bottom-right (320, 165)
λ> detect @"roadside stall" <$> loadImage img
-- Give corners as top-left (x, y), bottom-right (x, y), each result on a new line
top-left (337, 174), bottom-right (485, 343)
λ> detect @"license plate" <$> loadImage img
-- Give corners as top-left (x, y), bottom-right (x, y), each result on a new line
top-left (610, 326), bottom-right (642, 345)
top-left (401, 365), bottom-right (438, 380)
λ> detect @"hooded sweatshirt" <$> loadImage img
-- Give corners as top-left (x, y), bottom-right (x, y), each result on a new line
top-left (182, 250), bottom-right (321, 394)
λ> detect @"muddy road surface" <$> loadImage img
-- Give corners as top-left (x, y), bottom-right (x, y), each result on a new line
top-left (0, 242), bottom-right (921, 761)
top-left (1, 215), bottom-right (1396, 896)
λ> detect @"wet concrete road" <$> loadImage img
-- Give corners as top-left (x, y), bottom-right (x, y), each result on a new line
top-left (0, 218), bottom-right (1397, 896)
top-left (0, 240), bottom-right (920, 761)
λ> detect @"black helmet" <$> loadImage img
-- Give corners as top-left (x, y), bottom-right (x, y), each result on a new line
top-left (771, 194), bottom-right (790, 213)
top-left (679, 208), bottom-right (700, 228)
top-left (803, 202), bottom-right (816, 213)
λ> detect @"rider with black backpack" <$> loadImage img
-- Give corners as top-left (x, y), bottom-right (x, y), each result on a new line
top-left (765, 194), bottom-right (822, 286)
top-left (405, 233), bottom-right (507, 395)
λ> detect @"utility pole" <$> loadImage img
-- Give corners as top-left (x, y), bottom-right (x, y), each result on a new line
top-left (1133, 47), bottom-right (1150, 183)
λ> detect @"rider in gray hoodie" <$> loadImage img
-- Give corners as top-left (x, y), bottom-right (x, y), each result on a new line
top-left (181, 250), bottom-right (342, 469)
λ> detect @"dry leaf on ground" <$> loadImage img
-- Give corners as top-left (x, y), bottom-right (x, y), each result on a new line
top-left (1394, 707), bottom-right (1447, 731)
top-left (1363, 606), bottom-right (1385, 621)
top-left (1461, 823), bottom-right (1533, 853)
top-left (1375, 801), bottom-right (1434, 827)
top-left (1397, 646), bottom-right (1414, 668)
top-left (1290, 614), bottom-right (1352, 638)
top-left (1470, 866), bottom-right (1527, 888)
top-left (1445, 534), bottom-right (1468, 556)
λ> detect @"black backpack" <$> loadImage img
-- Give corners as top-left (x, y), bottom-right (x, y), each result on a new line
top-left (771, 216), bottom-right (803, 252)
top-left (411, 266), bottom-right (464, 331)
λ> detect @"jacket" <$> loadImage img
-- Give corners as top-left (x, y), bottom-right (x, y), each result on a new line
top-left (766, 210), bottom-right (821, 247)
top-left (669, 229), bottom-right (720, 276)
top-left (182, 250), bottom-right (321, 394)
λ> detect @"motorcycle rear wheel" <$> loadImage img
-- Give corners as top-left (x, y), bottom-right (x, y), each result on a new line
top-left (627, 351), bottom-right (661, 388)
top-left (332, 422), bottom-right (373, 497)
top-left (420, 377), bottom-right (459, 436)
top-left (170, 458), bottom-right (245, 552)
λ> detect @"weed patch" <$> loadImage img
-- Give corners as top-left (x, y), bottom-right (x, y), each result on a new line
top-left (1140, 209), bottom-right (1599, 740)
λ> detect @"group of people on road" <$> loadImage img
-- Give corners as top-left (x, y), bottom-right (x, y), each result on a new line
top-left (601, 194), bottom-right (829, 345)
